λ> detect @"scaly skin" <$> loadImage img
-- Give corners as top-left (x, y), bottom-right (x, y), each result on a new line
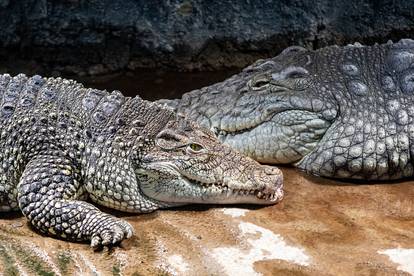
top-left (0, 74), bottom-right (283, 248)
top-left (160, 39), bottom-right (414, 180)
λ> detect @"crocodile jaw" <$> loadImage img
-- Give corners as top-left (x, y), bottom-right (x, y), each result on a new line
top-left (136, 162), bottom-right (283, 206)
top-left (216, 110), bottom-right (332, 164)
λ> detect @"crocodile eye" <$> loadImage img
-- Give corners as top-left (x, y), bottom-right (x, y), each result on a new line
top-left (249, 77), bottom-right (270, 90)
top-left (187, 143), bottom-right (204, 153)
top-left (156, 129), bottom-right (186, 150)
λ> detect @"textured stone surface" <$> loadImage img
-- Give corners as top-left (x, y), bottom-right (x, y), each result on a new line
top-left (0, 168), bottom-right (413, 275)
top-left (1, 0), bottom-right (414, 75)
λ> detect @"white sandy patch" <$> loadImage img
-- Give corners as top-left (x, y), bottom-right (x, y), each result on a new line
top-left (156, 240), bottom-right (191, 276)
top-left (167, 254), bottom-right (190, 274)
top-left (211, 221), bottom-right (310, 276)
top-left (221, 208), bottom-right (249, 218)
top-left (378, 248), bottom-right (414, 275)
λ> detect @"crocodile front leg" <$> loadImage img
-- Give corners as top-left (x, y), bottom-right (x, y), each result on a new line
top-left (17, 154), bottom-right (134, 248)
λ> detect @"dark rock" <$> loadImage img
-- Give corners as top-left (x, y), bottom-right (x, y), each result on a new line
top-left (1, 0), bottom-right (414, 75)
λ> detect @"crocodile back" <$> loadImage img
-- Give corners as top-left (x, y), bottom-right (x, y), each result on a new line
top-left (297, 41), bottom-right (414, 179)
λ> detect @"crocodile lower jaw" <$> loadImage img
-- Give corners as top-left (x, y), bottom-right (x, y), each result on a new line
top-left (186, 177), bottom-right (283, 203)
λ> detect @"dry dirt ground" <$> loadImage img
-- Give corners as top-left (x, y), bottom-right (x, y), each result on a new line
top-left (0, 167), bottom-right (413, 276)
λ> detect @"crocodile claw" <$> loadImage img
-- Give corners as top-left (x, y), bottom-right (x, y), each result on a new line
top-left (90, 219), bottom-right (134, 249)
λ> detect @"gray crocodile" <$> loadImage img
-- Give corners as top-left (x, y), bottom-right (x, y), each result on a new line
top-left (0, 74), bottom-right (283, 248)
top-left (160, 39), bottom-right (414, 180)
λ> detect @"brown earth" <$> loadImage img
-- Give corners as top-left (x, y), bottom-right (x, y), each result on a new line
top-left (0, 167), bottom-right (413, 276)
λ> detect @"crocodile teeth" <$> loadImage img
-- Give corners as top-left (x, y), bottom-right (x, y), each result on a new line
top-left (190, 179), bottom-right (229, 190)
top-left (225, 188), bottom-right (277, 199)
top-left (253, 190), bottom-right (277, 200)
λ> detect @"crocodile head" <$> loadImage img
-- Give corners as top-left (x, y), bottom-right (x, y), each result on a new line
top-left (160, 46), bottom-right (339, 165)
top-left (136, 117), bottom-right (283, 207)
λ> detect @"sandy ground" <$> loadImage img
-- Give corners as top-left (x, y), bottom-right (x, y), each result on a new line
top-left (0, 167), bottom-right (413, 276)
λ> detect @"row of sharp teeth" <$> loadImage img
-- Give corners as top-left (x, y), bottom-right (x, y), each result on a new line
top-left (233, 189), bottom-right (257, 195)
top-left (192, 179), bottom-right (229, 190)
top-left (213, 123), bottom-right (259, 137)
top-left (255, 191), bottom-right (277, 201)
top-left (232, 188), bottom-right (277, 200)
top-left (191, 179), bottom-right (276, 200)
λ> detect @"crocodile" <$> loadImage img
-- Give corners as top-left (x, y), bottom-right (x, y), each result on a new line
top-left (160, 39), bottom-right (414, 180)
top-left (0, 73), bottom-right (283, 248)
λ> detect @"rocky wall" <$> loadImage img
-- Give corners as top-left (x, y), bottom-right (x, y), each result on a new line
top-left (1, 0), bottom-right (414, 75)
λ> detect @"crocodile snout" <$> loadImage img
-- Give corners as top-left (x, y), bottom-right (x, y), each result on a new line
top-left (253, 165), bottom-right (284, 203)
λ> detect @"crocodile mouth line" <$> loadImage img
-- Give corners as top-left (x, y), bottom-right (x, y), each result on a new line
top-left (216, 126), bottom-right (257, 137)
top-left (215, 109), bottom-right (325, 137)
top-left (186, 177), bottom-right (281, 201)
top-left (214, 116), bottom-right (274, 137)
top-left (139, 161), bottom-right (282, 202)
